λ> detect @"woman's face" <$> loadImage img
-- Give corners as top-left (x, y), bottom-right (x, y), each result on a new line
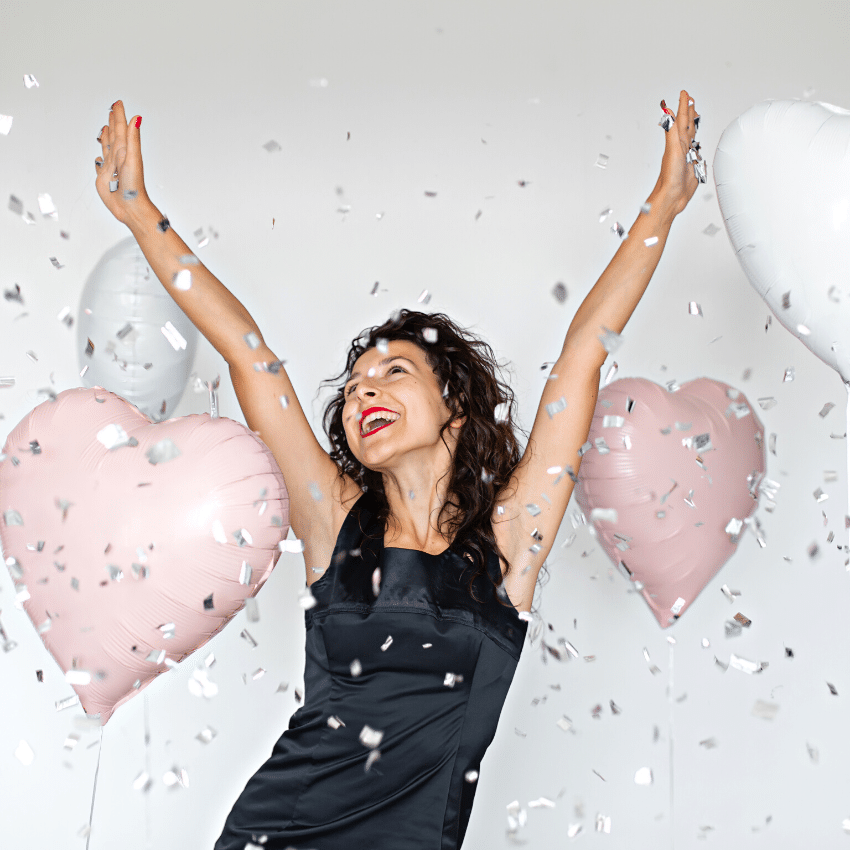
top-left (342, 339), bottom-right (460, 472)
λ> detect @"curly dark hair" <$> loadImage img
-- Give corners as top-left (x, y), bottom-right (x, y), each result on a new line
top-left (321, 309), bottom-right (525, 600)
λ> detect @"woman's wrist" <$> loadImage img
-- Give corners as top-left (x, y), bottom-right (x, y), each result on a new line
top-left (645, 187), bottom-right (680, 225)
top-left (124, 196), bottom-right (165, 236)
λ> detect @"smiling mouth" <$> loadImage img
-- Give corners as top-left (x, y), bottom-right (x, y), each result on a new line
top-left (360, 409), bottom-right (400, 437)
top-left (361, 419), bottom-right (395, 437)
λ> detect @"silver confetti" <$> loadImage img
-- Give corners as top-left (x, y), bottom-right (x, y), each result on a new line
top-left (589, 508), bottom-right (617, 523)
top-left (233, 527), bottom-right (253, 547)
top-left (702, 223), bottom-right (721, 236)
top-left (0, 115), bottom-right (13, 135)
top-left (196, 726), bottom-right (217, 744)
top-left (642, 647), bottom-right (661, 675)
top-left (350, 659), bottom-right (362, 677)
top-left (730, 653), bottom-right (765, 674)
top-left (359, 725), bottom-right (383, 748)
top-left (161, 321), bottom-right (187, 351)
top-left (4, 509), bottom-right (23, 526)
top-left (595, 154), bottom-right (609, 169)
top-left (37, 193), bottom-right (57, 218)
top-left (597, 327), bottom-right (623, 353)
top-left (634, 767), bottom-right (653, 785)
top-left (372, 567), bottom-right (381, 597)
top-left (172, 269), bottom-right (192, 290)
top-left (545, 396), bottom-right (567, 418)
top-left (244, 331), bottom-right (260, 349)
top-left (240, 629), bottom-right (258, 649)
top-left (298, 587), bottom-right (317, 610)
top-left (96, 423), bottom-right (135, 450)
top-left (327, 715), bottom-right (345, 730)
top-left (552, 282), bottom-right (568, 303)
top-left (380, 635), bottom-right (393, 651)
top-left (146, 438), bottom-right (181, 464)
top-left (23, 74), bottom-right (38, 88)
top-left (262, 140), bottom-right (282, 152)
top-left (464, 770), bottom-right (479, 783)
top-left (688, 301), bottom-right (703, 317)
top-left (819, 403), bottom-right (835, 418)
top-left (644, 236), bottom-right (659, 247)
top-left (752, 700), bottom-right (779, 720)
top-left (15, 741), bottom-right (34, 766)
top-left (783, 367), bottom-right (795, 382)
top-left (422, 327), bottom-right (438, 343)
top-left (610, 221), bottom-right (625, 238)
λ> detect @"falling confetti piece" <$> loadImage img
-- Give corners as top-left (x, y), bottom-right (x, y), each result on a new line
top-left (545, 396), bottom-right (567, 418)
top-left (783, 368), bottom-right (795, 382)
top-left (161, 321), bottom-right (187, 351)
top-left (644, 236), bottom-right (659, 247)
top-left (702, 223), bottom-right (721, 236)
top-left (172, 269), bottom-right (192, 290)
top-left (381, 635), bottom-right (393, 651)
top-left (599, 208), bottom-right (613, 222)
top-left (552, 282), bottom-right (568, 303)
top-left (262, 140), bottom-right (282, 152)
top-left (752, 700), bottom-right (779, 720)
top-left (634, 767), bottom-right (653, 785)
top-left (828, 682), bottom-right (839, 695)
top-left (38, 193), bottom-right (57, 218)
top-left (595, 154), bottom-right (609, 169)
top-left (359, 725), bottom-right (383, 748)
top-left (147, 439), bottom-right (181, 465)
top-left (14, 740), bottom-right (34, 765)
top-left (688, 301), bottom-right (703, 317)
top-left (610, 221), bottom-right (625, 238)
top-left (729, 653), bottom-right (766, 674)
top-left (0, 115), bottom-right (13, 135)
top-left (597, 327), bottom-right (623, 353)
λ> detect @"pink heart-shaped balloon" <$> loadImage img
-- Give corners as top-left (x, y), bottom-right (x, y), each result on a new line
top-left (0, 388), bottom-right (289, 722)
top-left (574, 377), bottom-right (765, 627)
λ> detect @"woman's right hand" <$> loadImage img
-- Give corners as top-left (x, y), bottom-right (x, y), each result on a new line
top-left (95, 100), bottom-right (151, 225)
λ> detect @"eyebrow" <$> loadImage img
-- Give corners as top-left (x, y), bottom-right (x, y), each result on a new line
top-left (346, 355), bottom-right (417, 384)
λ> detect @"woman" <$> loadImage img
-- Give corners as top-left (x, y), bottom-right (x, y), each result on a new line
top-left (95, 92), bottom-right (701, 849)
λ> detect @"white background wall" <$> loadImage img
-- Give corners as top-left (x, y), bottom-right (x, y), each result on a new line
top-left (1, 1), bottom-right (849, 847)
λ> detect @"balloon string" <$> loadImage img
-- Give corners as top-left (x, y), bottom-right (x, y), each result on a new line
top-left (85, 725), bottom-right (104, 850)
top-left (668, 639), bottom-right (675, 850)
top-left (844, 383), bottom-right (850, 562)
top-left (145, 694), bottom-right (152, 850)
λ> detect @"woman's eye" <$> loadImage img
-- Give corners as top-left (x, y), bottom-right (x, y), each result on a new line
top-left (389, 366), bottom-right (405, 374)
top-left (345, 384), bottom-right (357, 396)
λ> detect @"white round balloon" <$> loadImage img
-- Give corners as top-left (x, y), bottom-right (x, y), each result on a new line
top-left (77, 237), bottom-right (198, 419)
top-left (714, 99), bottom-right (850, 381)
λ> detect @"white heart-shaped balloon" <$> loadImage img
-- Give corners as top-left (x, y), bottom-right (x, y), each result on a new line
top-left (714, 100), bottom-right (850, 380)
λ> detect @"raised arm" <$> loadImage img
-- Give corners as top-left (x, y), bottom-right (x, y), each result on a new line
top-left (94, 102), bottom-right (357, 573)
top-left (497, 91), bottom-right (702, 611)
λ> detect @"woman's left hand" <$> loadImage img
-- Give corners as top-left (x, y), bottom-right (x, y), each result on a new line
top-left (652, 89), bottom-right (702, 218)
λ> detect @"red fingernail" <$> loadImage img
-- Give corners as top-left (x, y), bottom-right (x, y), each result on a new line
top-left (135, 116), bottom-right (142, 129)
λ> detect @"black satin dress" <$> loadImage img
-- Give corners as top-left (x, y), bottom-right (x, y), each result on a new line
top-left (214, 490), bottom-right (527, 850)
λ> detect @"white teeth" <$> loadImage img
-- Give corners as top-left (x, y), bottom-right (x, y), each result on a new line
top-left (361, 410), bottom-right (399, 434)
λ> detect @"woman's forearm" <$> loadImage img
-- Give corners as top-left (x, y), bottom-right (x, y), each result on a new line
top-left (562, 189), bottom-right (678, 367)
top-left (124, 197), bottom-right (263, 365)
